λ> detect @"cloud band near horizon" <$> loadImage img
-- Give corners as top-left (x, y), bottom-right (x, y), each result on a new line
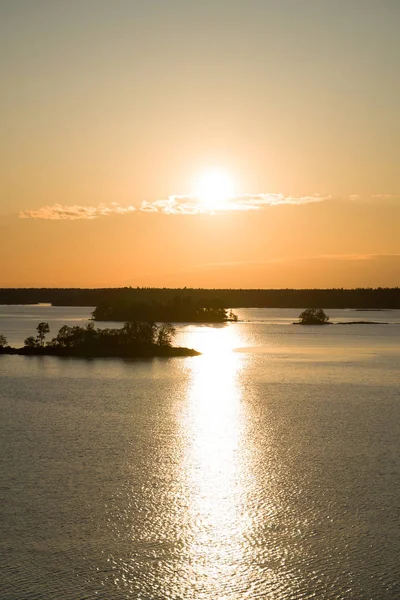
top-left (19, 194), bottom-right (331, 220)
top-left (17, 193), bottom-right (399, 220)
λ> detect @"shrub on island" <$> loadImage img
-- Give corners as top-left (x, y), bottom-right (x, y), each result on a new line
top-left (297, 308), bottom-right (330, 325)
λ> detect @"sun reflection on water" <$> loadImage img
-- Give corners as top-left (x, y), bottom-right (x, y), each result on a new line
top-left (178, 325), bottom-right (255, 594)
top-left (99, 324), bottom-right (284, 598)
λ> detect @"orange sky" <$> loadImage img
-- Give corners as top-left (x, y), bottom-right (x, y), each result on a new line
top-left (0, 1), bottom-right (399, 288)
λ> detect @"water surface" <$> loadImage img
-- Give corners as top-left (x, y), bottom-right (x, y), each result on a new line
top-left (0, 306), bottom-right (399, 599)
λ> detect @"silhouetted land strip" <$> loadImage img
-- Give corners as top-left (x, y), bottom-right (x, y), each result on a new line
top-left (0, 322), bottom-right (200, 359)
top-left (336, 321), bottom-right (389, 325)
top-left (354, 309), bottom-right (389, 312)
top-left (293, 321), bottom-right (332, 325)
top-left (1, 288), bottom-right (399, 309)
top-left (293, 321), bottom-right (388, 325)
top-left (0, 346), bottom-right (199, 358)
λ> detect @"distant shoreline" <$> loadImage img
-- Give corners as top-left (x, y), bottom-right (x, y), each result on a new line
top-left (0, 288), bottom-right (399, 310)
top-left (292, 321), bottom-right (390, 325)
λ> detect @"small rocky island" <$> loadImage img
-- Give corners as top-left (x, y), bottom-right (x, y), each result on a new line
top-left (294, 308), bottom-right (331, 325)
top-left (293, 308), bottom-right (389, 325)
top-left (0, 322), bottom-right (200, 358)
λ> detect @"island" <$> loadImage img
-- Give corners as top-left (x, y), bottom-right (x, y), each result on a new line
top-left (293, 309), bottom-right (390, 326)
top-left (92, 297), bottom-right (238, 323)
top-left (294, 308), bottom-right (331, 325)
top-left (0, 322), bottom-right (200, 358)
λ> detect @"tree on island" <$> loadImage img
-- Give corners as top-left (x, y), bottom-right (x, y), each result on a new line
top-left (24, 336), bottom-right (38, 348)
top-left (0, 334), bottom-right (8, 347)
top-left (24, 322), bottom-right (50, 348)
top-left (157, 323), bottom-right (176, 347)
top-left (298, 308), bottom-right (330, 325)
top-left (36, 322), bottom-right (50, 346)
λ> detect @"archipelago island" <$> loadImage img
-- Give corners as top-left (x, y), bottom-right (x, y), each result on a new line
top-left (0, 321), bottom-right (200, 359)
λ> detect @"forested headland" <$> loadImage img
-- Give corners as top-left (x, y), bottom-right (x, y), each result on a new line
top-left (0, 287), bottom-right (399, 309)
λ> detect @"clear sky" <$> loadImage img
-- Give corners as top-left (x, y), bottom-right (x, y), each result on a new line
top-left (0, 0), bottom-right (399, 287)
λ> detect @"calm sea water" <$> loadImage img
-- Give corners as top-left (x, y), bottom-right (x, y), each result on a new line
top-left (0, 306), bottom-right (399, 599)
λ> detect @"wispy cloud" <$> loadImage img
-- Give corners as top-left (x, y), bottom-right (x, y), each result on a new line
top-left (272, 252), bottom-right (400, 264)
top-left (19, 202), bottom-right (137, 220)
top-left (230, 193), bottom-right (331, 210)
top-left (188, 253), bottom-right (400, 271)
top-left (18, 193), bottom-right (330, 220)
top-left (18, 192), bottom-right (399, 220)
top-left (143, 193), bottom-right (331, 214)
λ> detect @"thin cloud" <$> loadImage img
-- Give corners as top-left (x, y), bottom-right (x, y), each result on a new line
top-left (20, 192), bottom-right (396, 220)
top-left (19, 202), bottom-right (136, 220)
top-left (140, 193), bottom-right (330, 214)
top-left (266, 253), bottom-right (400, 264)
top-left (231, 193), bottom-right (330, 210)
top-left (193, 254), bottom-right (400, 270)
top-left (19, 194), bottom-right (330, 220)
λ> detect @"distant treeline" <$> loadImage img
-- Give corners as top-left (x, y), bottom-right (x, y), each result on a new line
top-left (0, 287), bottom-right (399, 309)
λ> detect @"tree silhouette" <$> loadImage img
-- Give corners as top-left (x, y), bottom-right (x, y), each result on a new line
top-left (299, 308), bottom-right (329, 324)
top-left (36, 322), bottom-right (50, 346)
top-left (157, 323), bottom-right (176, 347)
top-left (0, 334), bottom-right (7, 347)
top-left (24, 336), bottom-right (38, 348)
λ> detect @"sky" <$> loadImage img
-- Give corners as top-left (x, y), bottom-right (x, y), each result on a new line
top-left (0, 0), bottom-right (399, 288)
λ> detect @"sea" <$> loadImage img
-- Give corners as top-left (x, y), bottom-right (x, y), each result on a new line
top-left (0, 305), bottom-right (399, 600)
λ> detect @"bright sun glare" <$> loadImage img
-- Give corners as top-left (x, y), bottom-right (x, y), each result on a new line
top-left (195, 169), bottom-right (235, 210)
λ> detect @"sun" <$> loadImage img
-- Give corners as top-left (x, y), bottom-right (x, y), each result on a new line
top-left (194, 169), bottom-right (235, 210)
